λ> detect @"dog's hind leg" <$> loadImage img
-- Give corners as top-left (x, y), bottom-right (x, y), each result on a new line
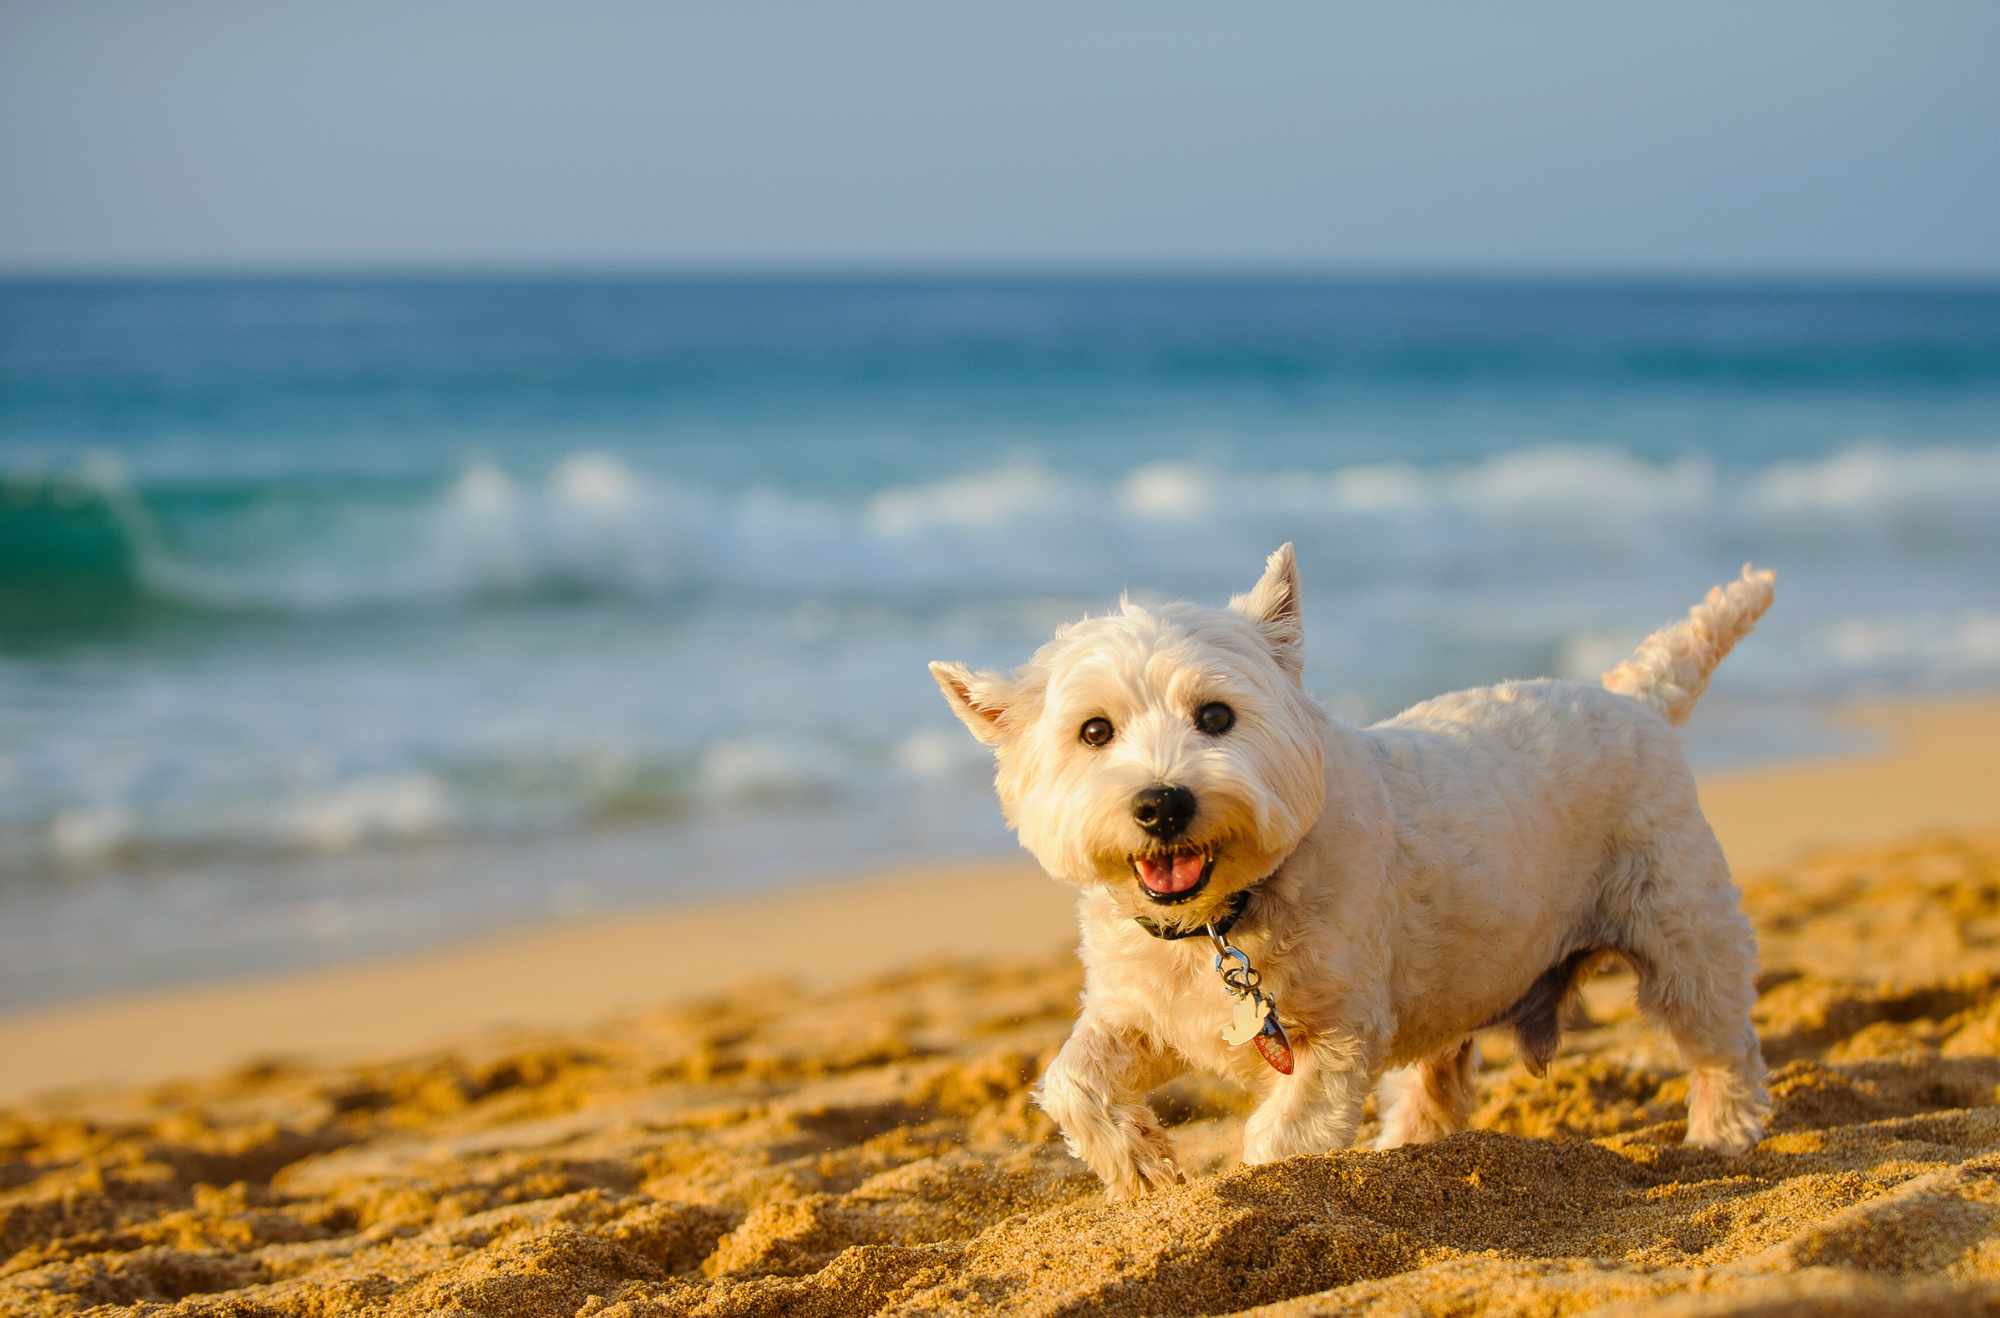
top-left (1374, 1037), bottom-right (1477, 1150)
top-left (1620, 829), bottom-right (1770, 1155)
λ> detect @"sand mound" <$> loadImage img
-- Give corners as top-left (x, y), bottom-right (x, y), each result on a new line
top-left (8, 832), bottom-right (2000, 1315)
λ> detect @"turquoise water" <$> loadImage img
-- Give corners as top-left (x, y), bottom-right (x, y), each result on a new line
top-left (4, 274), bottom-right (1999, 1004)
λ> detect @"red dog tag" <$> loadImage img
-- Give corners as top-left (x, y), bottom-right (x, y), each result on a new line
top-left (1253, 1013), bottom-right (1295, 1074)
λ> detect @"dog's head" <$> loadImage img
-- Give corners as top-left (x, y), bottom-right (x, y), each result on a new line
top-left (930, 544), bottom-right (1327, 922)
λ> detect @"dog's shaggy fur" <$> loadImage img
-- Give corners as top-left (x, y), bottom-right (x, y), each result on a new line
top-left (932, 546), bottom-right (1775, 1198)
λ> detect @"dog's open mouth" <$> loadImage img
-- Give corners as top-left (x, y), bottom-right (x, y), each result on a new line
top-left (1130, 847), bottom-right (1216, 904)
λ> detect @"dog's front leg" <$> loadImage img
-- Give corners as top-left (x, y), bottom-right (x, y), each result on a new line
top-left (1241, 1027), bottom-right (1374, 1166)
top-left (1036, 1014), bottom-right (1184, 1200)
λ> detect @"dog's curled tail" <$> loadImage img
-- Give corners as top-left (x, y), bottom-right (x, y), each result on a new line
top-left (1601, 565), bottom-right (1775, 726)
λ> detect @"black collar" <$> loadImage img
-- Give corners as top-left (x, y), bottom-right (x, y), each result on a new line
top-left (1133, 887), bottom-right (1253, 941)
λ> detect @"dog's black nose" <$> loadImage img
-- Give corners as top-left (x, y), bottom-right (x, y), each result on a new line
top-left (1132, 784), bottom-right (1196, 840)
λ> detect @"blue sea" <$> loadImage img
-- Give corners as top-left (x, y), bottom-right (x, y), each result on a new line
top-left (4, 274), bottom-right (1999, 1007)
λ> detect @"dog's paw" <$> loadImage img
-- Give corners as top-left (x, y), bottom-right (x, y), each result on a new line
top-left (1103, 1158), bottom-right (1183, 1202)
top-left (1103, 1125), bottom-right (1184, 1201)
top-left (1240, 1124), bottom-right (1297, 1166)
top-left (1683, 1114), bottom-right (1765, 1156)
top-left (1245, 1110), bottom-right (1361, 1165)
top-left (1243, 1108), bottom-right (1323, 1165)
top-left (1373, 1108), bottom-right (1458, 1150)
top-left (1683, 1069), bottom-right (1769, 1155)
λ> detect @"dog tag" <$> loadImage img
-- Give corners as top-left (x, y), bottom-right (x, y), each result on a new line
top-left (1222, 993), bottom-right (1268, 1046)
top-left (1253, 1012), bottom-right (1295, 1074)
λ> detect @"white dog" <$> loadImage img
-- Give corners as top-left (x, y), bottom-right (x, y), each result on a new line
top-left (931, 546), bottom-right (1773, 1198)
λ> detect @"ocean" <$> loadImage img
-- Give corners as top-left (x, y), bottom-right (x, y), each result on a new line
top-left (4, 273), bottom-right (1998, 1007)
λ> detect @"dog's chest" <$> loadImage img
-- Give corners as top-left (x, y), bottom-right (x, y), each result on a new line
top-left (1122, 937), bottom-right (1295, 1079)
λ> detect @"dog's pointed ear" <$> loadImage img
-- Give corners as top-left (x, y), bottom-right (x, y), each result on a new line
top-left (929, 661), bottom-right (1019, 747)
top-left (1230, 542), bottom-right (1304, 679)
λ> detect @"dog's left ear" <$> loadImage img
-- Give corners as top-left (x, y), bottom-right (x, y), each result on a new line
top-left (1230, 542), bottom-right (1304, 680)
top-left (929, 661), bottom-right (1019, 748)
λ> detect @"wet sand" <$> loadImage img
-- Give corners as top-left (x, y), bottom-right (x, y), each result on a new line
top-left (5, 697), bottom-right (2000, 1315)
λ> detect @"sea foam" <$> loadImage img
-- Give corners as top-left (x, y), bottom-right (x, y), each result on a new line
top-left (6, 440), bottom-right (1998, 883)
top-left (10, 442), bottom-right (1996, 619)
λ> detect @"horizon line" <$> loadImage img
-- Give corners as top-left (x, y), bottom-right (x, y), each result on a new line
top-left (3, 260), bottom-right (2000, 289)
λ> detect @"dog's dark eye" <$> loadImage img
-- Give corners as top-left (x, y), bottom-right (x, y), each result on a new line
top-left (1195, 702), bottom-right (1235, 736)
top-left (1079, 717), bottom-right (1115, 747)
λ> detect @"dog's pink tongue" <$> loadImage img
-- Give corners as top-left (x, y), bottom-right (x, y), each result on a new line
top-left (1136, 852), bottom-right (1205, 894)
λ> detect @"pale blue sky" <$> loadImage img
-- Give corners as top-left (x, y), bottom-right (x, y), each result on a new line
top-left (4, 2), bottom-right (1997, 274)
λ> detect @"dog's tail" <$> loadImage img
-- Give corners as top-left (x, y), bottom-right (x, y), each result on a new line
top-left (1600, 565), bottom-right (1775, 726)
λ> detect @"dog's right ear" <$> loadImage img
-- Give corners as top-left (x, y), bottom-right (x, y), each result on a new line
top-left (929, 661), bottom-right (1018, 748)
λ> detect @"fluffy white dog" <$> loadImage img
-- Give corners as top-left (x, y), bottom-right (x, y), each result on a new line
top-left (931, 546), bottom-right (1774, 1198)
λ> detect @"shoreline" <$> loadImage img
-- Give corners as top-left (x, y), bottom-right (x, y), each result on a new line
top-left (5, 693), bottom-right (1998, 1105)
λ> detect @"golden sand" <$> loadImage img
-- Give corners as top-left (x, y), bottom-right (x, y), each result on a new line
top-left (8, 827), bottom-right (2000, 1315)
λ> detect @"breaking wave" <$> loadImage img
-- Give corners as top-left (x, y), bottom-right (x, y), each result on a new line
top-left (7, 438), bottom-right (1998, 880)
top-left (6, 441), bottom-right (1998, 627)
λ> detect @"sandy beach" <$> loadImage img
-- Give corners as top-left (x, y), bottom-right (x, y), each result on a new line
top-left (10, 10), bottom-right (2000, 1311)
top-left (6, 696), bottom-right (2000, 1315)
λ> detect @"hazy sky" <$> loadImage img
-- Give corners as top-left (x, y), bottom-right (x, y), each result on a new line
top-left (4, 2), bottom-right (1998, 274)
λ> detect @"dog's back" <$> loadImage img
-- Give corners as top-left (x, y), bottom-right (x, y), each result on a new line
top-left (1363, 564), bottom-right (1777, 917)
